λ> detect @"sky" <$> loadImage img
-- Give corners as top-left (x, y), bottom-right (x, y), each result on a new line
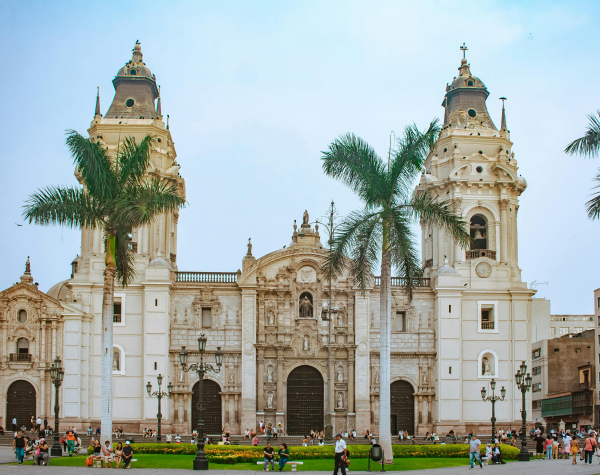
top-left (1, 0), bottom-right (599, 314)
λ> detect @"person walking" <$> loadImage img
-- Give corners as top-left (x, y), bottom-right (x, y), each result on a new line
top-left (571, 438), bottom-right (579, 464)
top-left (13, 430), bottom-right (26, 464)
top-left (469, 433), bottom-right (483, 469)
top-left (584, 434), bottom-right (596, 464)
top-left (333, 433), bottom-right (347, 475)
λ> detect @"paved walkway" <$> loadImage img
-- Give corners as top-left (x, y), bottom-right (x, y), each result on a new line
top-left (1, 459), bottom-right (600, 474)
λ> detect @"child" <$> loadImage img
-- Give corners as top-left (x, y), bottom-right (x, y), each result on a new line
top-left (571, 438), bottom-right (579, 465)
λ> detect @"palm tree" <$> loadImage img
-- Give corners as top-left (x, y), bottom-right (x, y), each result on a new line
top-left (321, 120), bottom-right (470, 461)
top-left (23, 130), bottom-right (185, 445)
top-left (564, 111), bottom-right (600, 220)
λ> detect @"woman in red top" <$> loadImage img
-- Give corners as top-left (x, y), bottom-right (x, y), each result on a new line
top-left (545, 437), bottom-right (553, 460)
top-left (583, 435), bottom-right (597, 464)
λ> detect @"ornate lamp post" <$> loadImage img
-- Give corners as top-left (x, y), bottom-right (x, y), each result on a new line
top-left (515, 361), bottom-right (532, 462)
top-left (49, 357), bottom-right (65, 457)
top-left (481, 378), bottom-right (505, 441)
top-left (179, 334), bottom-right (223, 470)
top-left (146, 374), bottom-right (172, 443)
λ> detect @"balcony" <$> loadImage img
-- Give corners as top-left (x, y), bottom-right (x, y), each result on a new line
top-left (466, 249), bottom-right (496, 260)
top-left (113, 314), bottom-right (122, 323)
top-left (10, 353), bottom-right (32, 362)
top-left (580, 382), bottom-right (591, 390)
top-left (374, 276), bottom-right (431, 287)
top-left (481, 321), bottom-right (495, 330)
top-left (176, 272), bottom-right (238, 283)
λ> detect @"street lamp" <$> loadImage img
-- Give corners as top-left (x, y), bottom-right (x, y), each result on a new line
top-left (481, 379), bottom-right (506, 442)
top-left (146, 374), bottom-right (172, 443)
top-left (49, 357), bottom-right (65, 457)
top-left (515, 361), bottom-right (533, 462)
top-left (179, 334), bottom-right (223, 470)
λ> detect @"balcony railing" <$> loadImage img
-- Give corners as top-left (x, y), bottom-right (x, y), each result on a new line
top-left (481, 321), bottom-right (495, 330)
top-left (466, 249), bottom-right (496, 260)
top-left (580, 382), bottom-right (590, 390)
top-left (10, 353), bottom-right (32, 362)
top-left (176, 272), bottom-right (238, 283)
top-left (113, 314), bottom-right (122, 323)
top-left (373, 277), bottom-right (431, 287)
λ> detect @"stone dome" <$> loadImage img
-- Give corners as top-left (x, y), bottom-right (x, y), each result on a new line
top-left (47, 280), bottom-right (70, 300)
top-left (115, 41), bottom-right (154, 80)
top-left (515, 176), bottom-right (528, 189)
top-left (447, 59), bottom-right (486, 92)
top-left (148, 258), bottom-right (171, 269)
top-left (437, 259), bottom-right (458, 275)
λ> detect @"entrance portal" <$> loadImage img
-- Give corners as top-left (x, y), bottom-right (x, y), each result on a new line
top-left (191, 380), bottom-right (222, 435)
top-left (286, 365), bottom-right (324, 435)
top-left (390, 380), bottom-right (414, 435)
top-left (6, 380), bottom-right (36, 430)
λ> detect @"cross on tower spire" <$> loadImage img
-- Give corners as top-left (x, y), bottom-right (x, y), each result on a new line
top-left (460, 43), bottom-right (468, 59)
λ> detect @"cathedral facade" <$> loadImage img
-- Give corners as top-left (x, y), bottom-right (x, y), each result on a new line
top-left (0, 44), bottom-right (535, 435)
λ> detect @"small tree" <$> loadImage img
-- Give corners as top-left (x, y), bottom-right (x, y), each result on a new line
top-left (322, 120), bottom-right (470, 461)
top-left (23, 130), bottom-right (185, 444)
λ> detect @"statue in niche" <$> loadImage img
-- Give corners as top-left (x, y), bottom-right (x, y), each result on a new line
top-left (337, 393), bottom-right (343, 409)
top-left (375, 372), bottom-right (380, 384)
top-left (267, 393), bottom-right (274, 409)
top-left (337, 368), bottom-right (343, 383)
top-left (299, 296), bottom-right (313, 318)
top-left (422, 371), bottom-right (427, 385)
top-left (482, 357), bottom-right (492, 376)
top-left (268, 310), bottom-right (275, 326)
top-left (229, 369), bottom-right (234, 383)
top-left (113, 352), bottom-right (120, 371)
top-left (179, 370), bottom-right (184, 383)
top-left (303, 336), bottom-right (309, 351)
top-left (267, 366), bottom-right (273, 382)
top-left (303, 210), bottom-right (309, 226)
top-left (337, 312), bottom-right (344, 327)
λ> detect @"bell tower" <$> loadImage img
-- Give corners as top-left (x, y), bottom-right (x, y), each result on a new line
top-left (418, 46), bottom-right (527, 283)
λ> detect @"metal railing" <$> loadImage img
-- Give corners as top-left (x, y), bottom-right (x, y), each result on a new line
top-left (481, 321), bottom-right (495, 330)
top-left (176, 272), bottom-right (238, 283)
top-left (10, 353), bottom-right (32, 362)
top-left (466, 249), bottom-right (496, 260)
top-left (113, 314), bottom-right (122, 323)
top-left (373, 276), bottom-right (431, 287)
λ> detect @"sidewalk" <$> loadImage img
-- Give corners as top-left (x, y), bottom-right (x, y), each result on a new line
top-left (1, 459), bottom-right (600, 474)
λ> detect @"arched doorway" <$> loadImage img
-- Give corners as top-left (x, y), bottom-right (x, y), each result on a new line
top-left (191, 380), bottom-right (221, 435)
top-left (6, 380), bottom-right (36, 430)
top-left (390, 380), bottom-right (414, 435)
top-left (287, 365), bottom-right (323, 435)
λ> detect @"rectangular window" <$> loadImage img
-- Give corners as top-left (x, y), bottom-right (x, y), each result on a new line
top-left (575, 348), bottom-right (582, 354)
top-left (532, 366), bottom-right (541, 375)
top-left (554, 348), bottom-right (560, 353)
top-left (574, 327), bottom-right (583, 333)
top-left (532, 349), bottom-right (541, 359)
top-left (394, 312), bottom-right (406, 332)
top-left (202, 308), bottom-right (212, 328)
top-left (113, 301), bottom-right (122, 323)
top-left (598, 296), bottom-right (600, 309)
top-left (154, 362), bottom-right (157, 370)
top-left (560, 327), bottom-right (569, 336)
top-left (449, 305), bottom-right (452, 313)
top-left (532, 400), bottom-right (541, 409)
top-left (449, 366), bottom-right (452, 374)
top-left (155, 299), bottom-right (158, 307)
top-left (550, 327), bottom-right (556, 335)
top-left (478, 301), bottom-right (498, 332)
top-left (532, 383), bottom-right (542, 392)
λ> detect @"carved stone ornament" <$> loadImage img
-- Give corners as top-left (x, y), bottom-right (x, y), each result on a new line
top-left (357, 342), bottom-right (368, 357)
top-left (475, 261), bottom-right (492, 278)
top-left (243, 341), bottom-right (254, 355)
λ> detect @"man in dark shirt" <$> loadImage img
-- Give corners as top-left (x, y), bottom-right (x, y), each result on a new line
top-left (122, 441), bottom-right (133, 468)
top-left (263, 442), bottom-right (275, 471)
top-left (535, 434), bottom-right (545, 459)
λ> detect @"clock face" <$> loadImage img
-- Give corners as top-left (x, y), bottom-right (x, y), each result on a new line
top-left (476, 262), bottom-right (492, 278)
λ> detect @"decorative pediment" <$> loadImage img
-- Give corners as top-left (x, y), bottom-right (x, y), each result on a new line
top-left (491, 163), bottom-right (515, 181)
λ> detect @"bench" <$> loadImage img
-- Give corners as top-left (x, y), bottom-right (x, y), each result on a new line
top-left (256, 461), bottom-right (304, 471)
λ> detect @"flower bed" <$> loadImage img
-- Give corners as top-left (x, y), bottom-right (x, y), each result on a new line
top-left (88, 443), bottom-right (520, 463)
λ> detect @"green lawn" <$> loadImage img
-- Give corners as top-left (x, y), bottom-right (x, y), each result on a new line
top-left (18, 454), bottom-right (472, 470)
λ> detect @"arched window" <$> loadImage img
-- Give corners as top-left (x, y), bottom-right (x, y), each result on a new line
top-left (467, 80), bottom-right (474, 86)
top-left (298, 292), bottom-right (313, 318)
top-left (470, 215), bottom-right (488, 250)
top-left (17, 310), bottom-right (27, 324)
top-left (113, 344), bottom-right (125, 375)
top-left (17, 338), bottom-right (29, 354)
top-left (113, 351), bottom-right (120, 371)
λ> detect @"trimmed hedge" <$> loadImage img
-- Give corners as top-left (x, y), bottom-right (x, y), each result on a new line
top-left (88, 443), bottom-right (520, 463)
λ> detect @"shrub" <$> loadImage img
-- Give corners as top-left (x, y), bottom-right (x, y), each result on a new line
top-left (86, 443), bottom-right (519, 462)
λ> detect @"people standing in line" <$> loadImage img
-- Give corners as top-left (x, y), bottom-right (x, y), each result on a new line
top-left (333, 433), bottom-right (347, 475)
top-left (13, 430), bottom-right (26, 464)
top-left (278, 443), bottom-right (290, 472)
top-left (571, 438), bottom-right (580, 464)
top-left (584, 434), bottom-right (597, 464)
top-left (468, 433), bottom-right (483, 469)
top-left (263, 442), bottom-right (275, 471)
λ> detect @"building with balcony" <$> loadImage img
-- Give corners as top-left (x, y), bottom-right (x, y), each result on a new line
top-left (531, 331), bottom-right (596, 431)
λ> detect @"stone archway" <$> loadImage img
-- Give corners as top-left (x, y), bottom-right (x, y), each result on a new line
top-left (390, 380), bottom-right (415, 435)
top-left (6, 380), bottom-right (36, 430)
top-left (286, 365), bottom-right (324, 435)
top-left (191, 380), bottom-right (222, 435)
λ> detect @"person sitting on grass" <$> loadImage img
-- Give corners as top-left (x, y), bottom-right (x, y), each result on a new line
top-left (263, 442), bottom-right (275, 471)
top-left (102, 440), bottom-right (113, 468)
top-left (122, 441), bottom-right (133, 468)
top-left (278, 443), bottom-right (289, 471)
top-left (114, 442), bottom-right (124, 468)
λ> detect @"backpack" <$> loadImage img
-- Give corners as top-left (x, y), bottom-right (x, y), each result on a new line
top-left (85, 455), bottom-right (94, 467)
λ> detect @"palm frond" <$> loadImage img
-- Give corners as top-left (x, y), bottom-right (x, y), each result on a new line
top-left (388, 212), bottom-right (421, 300)
top-left (117, 135), bottom-right (155, 187)
top-left (322, 133), bottom-right (386, 205)
top-left (23, 185), bottom-right (105, 229)
top-left (348, 214), bottom-right (382, 292)
top-left (586, 167), bottom-right (600, 220)
top-left (65, 130), bottom-right (117, 200)
top-left (112, 179), bottom-right (186, 228)
top-left (114, 228), bottom-right (136, 287)
top-left (405, 190), bottom-right (471, 248)
top-left (565, 112), bottom-right (600, 158)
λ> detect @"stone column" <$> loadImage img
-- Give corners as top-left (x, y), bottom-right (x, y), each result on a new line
top-left (437, 226), bottom-right (445, 267)
top-left (51, 323), bottom-right (57, 360)
top-left (224, 394), bottom-right (230, 425)
top-left (348, 352), bottom-right (355, 413)
top-left (500, 199), bottom-right (509, 263)
top-left (257, 350), bottom-right (265, 411)
top-left (234, 394), bottom-right (239, 423)
top-left (514, 205), bottom-right (519, 266)
top-left (92, 227), bottom-right (102, 254)
top-left (240, 289), bottom-right (258, 431)
top-left (178, 394), bottom-right (184, 423)
top-left (354, 293), bottom-right (371, 432)
top-left (453, 198), bottom-right (463, 263)
top-left (418, 395), bottom-right (423, 425)
top-left (427, 395), bottom-right (433, 424)
top-left (277, 351), bottom-right (284, 410)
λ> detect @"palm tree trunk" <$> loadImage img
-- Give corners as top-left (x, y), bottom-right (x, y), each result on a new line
top-left (100, 232), bottom-right (116, 447)
top-left (379, 229), bottom-right (393, 462)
